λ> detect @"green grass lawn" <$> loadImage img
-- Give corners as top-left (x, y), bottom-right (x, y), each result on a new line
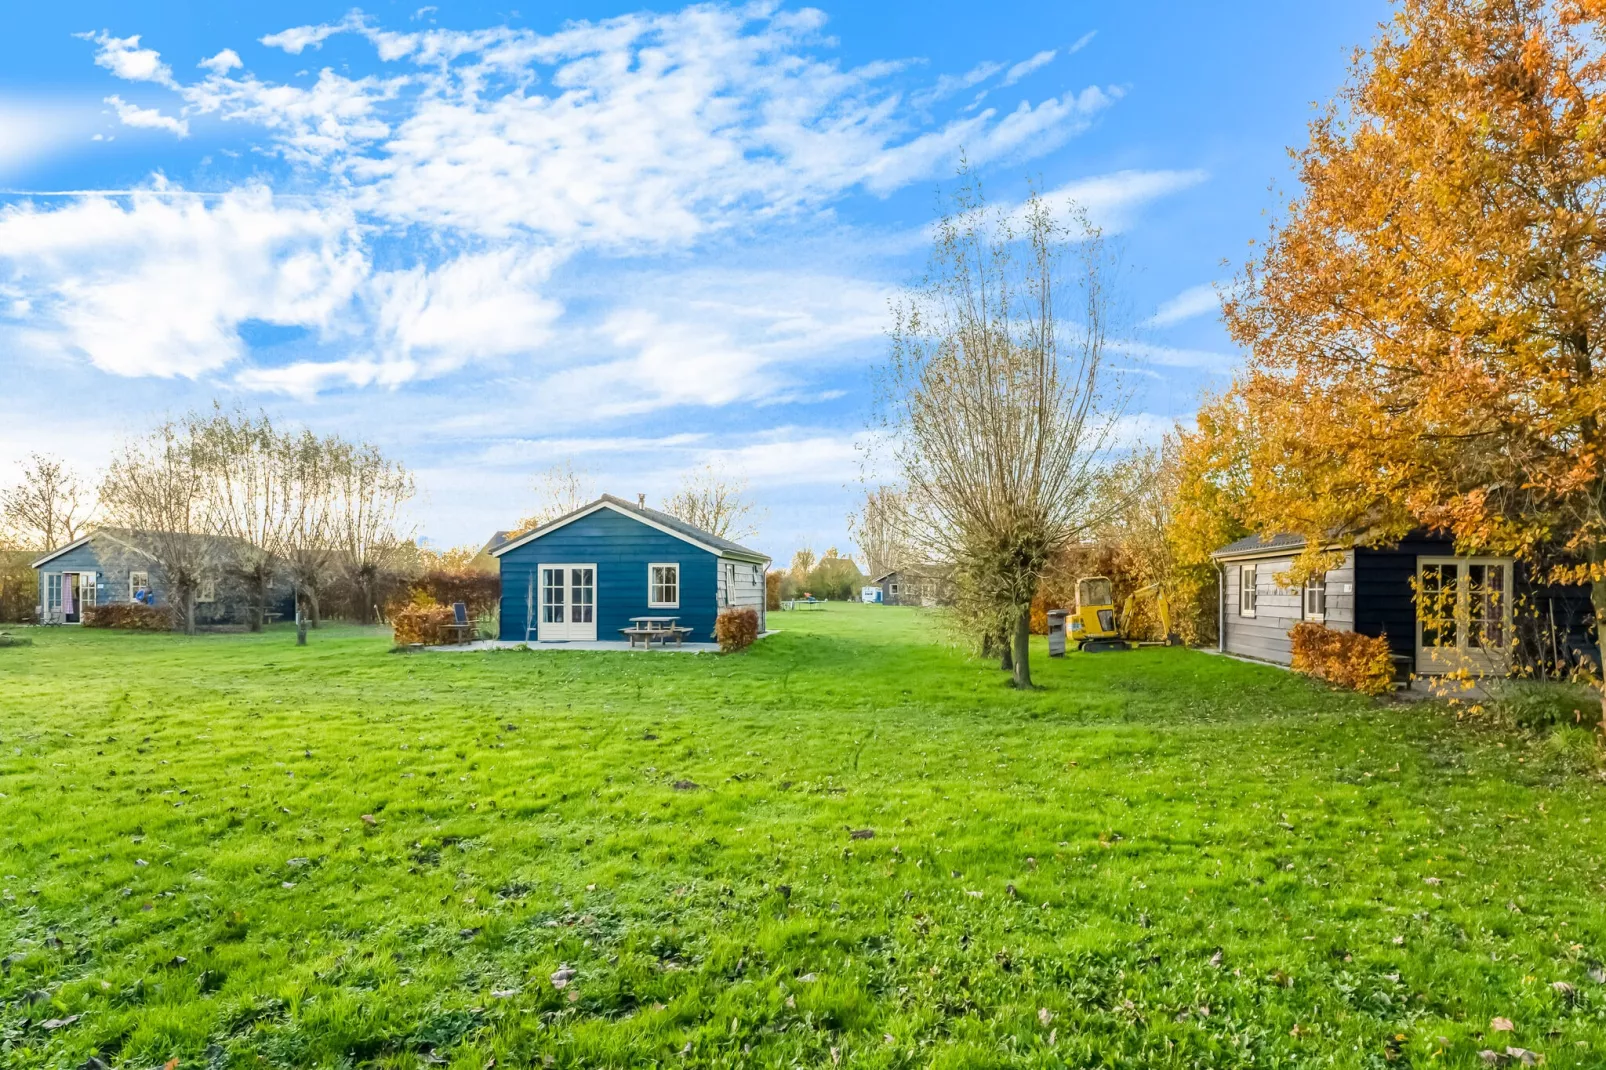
top-left (2, 605), bottom-right (1604, 1069)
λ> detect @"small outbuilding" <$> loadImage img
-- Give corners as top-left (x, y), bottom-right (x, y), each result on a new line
top-left (1210, 532), bottom-right (1595, 678)
top-left (490, 495), bottom-right (770, 643)
top-left (874, 565), bottom-right (953, 607)
top-left (30, 529), bottom-right (292, 627)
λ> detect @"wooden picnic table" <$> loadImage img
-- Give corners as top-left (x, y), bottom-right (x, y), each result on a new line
top-left (621, 616), bottom-right (693, 648)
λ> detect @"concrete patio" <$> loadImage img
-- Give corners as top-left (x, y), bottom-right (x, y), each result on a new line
top-left (420, 633), bottom-right (776, 654)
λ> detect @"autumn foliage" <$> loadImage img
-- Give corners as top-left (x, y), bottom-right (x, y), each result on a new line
top-left (392, 605), bottom-right (462, 646)
top-left (1290, 623), bottom-right (1397, 696)
top-left (714, 607), bottom-right (760, 653)
top-left (83, 603), bottom-right (177, 631)
top-left (1212, 0), bottom-right (1606, 631)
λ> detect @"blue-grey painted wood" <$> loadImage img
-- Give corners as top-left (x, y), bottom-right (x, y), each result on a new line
top-left (33, 535), bottom-right (294, 627)
top-left (497, 509), bottom-right (720, 641)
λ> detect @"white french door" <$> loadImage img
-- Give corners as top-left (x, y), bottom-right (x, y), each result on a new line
top-left (1416, 557), bottom-right (1512, 674)
top-left (538, 564), bottom-right (596, 641)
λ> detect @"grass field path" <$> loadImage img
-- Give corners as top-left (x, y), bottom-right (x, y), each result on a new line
top-left (2, 605), bottom-right (1604, 1068)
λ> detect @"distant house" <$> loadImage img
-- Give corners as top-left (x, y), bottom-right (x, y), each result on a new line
top-left (1210, 532), bottom-right (1595, 677)
top-left (30, 529), bottom-right (293, 627)
top-left (490, 495), bottom-right (770, 643)
top-left (875, 565), bottom-right (952, 608)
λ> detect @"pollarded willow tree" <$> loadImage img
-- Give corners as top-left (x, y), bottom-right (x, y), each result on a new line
top-left (661, 464), bottom-right (759, 541)
top-left (877, 171), bottom-right (1126, 688)
top-left (1220, 0), bottom-right (1606, 662)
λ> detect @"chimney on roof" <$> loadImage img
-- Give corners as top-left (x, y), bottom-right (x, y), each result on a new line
top-left (637, 493), bottom-right (646, 507)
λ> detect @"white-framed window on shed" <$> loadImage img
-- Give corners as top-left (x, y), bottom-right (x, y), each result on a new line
top-left (46, 573), bottom-right (62, 613)
top-left (129, 570), bottom-right (150, 603)
top-left (1302, 575), bottom-right (1327, 623)
top-left (1239, 565), bottom-right (1257, 617)
top-left (648, 563), bottom-right (680, 608)
top-left (197, 579), bottom-right (217, 604)
top-left (79, 572), bottom-right (98, 609)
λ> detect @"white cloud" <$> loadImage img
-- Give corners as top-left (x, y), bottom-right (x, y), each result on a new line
top-left (81, 31), bottom-right (176, 88)
top-left (1001, 49), bottom-right (1056, 87)
top-left (176, 7), bottom-right (1119, 245)
top-left (685, 431), bottom-right (861, 486)
top-left (259, 14), bottom-right (367, 55)
top-left (0, 187), bottom-right (364, 378)
top-left (104, 95), bottom-right (188, 137)
top-left (1109, 339), bottom-right (1236, 374)
top-left (1145, 282), bottom-right (1221, 327)
top-left (1067, 31), bottom-right (1097, 55)
top-left (198, 49), bottom-right (243, 75)
top-left (910, 61), bottom-right (1004, 108)
top-left (1042, 168), bottom-right (1209, 234)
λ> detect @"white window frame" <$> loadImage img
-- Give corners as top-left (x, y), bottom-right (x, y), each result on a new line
top-left (197, 578), bottom-right (217, 604)
top-left (129, 570), bottom-right (150, 602)
top-left (46, 572), bottom-right (62, 614)
top-left (648, 562), bottom-right (680, 609)
top-left (1239, 565), bottom-right (1257, 617)
top-left (890, 582), bottom-right (900, 595)
top-left (1415, 556), bottom-right (1513, 674)
top-left (79, 572), bottom-right (98, 609)
top-left (1302, 574), bottom-right (1326, 623)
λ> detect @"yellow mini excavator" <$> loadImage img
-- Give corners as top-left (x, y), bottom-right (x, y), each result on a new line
top-left (1068, 576), bottom-right (1183, 652)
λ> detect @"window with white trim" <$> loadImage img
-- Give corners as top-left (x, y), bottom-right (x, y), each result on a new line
top-left (648, 563), bottom-right (680, 608)
top-left (198, 579), bottom-right (217, 604)
top-left (46, 573), bottom-right (62, 613)
top-left (130, 571), bottom-right (150, 603)
top-left (1239, 565), bottom-right (1257, 617)
top-left (1302, 575), bottom-right (1327, 622)
top-left (79, 572), bottom-right (98, 608)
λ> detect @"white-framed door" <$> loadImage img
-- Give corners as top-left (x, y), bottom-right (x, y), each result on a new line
top-left (1415, 556), bottom-right (1512, 674)
top-left (538, 563), bottom-right (597, 641)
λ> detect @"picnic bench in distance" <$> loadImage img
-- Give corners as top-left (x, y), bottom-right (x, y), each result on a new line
top-left (781, 596), bottom-right (824, 611)
top-left (620, 615), bottom-right (694, 648)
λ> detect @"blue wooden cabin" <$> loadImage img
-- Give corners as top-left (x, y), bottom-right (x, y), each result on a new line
top-left (30, 529), bottom-right (293, 627)
top-left (490, 494), bottom-right (769, 643)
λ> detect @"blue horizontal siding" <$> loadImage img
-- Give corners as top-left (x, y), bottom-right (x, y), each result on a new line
top-left (498, 509), bottom-right (718, 641)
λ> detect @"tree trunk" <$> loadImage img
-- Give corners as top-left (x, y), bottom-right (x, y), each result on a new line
top-left (1592, 570), bottom-right (1606, 726)
top-left (183, 589), bottom-right (197, 636)
top-left (997, 620), bottom-right (1013, 671)
top-left (308, 588), bottom-right (322, 628)
top-left (1011, 605), bottom-right (1033, 689)
top-left (249, 572), bottom-right (265, 633)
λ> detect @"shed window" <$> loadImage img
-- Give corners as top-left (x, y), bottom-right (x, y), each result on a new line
top-left (1303, 576), bottom-right (1326, 623)
top-left (80, 572), bottom-right (98, 609)
top-left (46, 573), bottom-right (62, 613)
top-left (130, 571), bottom-right (150, 603)
top-left (649, 563), bottom-right (680, 608)
top-left (198, 579), bottom-right (217, 604)
top-left (1239, 565), bottom-right (1257, 617)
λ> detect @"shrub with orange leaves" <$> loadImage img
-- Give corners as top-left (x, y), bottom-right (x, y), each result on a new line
top-left (392, 605), bottom-right (461, 646)
top-left (714, 607), bottom-right (760, 652)
top-left (1290, 623), bottom-right (1396, 696)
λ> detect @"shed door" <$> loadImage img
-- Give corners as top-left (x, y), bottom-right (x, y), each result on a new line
top-left (538, 564), bottom-right (597, 641)
top-left (1415, 557), bottom-right (1511, 675)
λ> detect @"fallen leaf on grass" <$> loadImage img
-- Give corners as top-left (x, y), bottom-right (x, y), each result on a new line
top-left (1038, 1008), bottom-right (1052, 1026)
top-left (551, 966), bottom-right (577, 989)
top-left (1505, 1048), bottom-right (1544, 1066)
top-left (490, 988), bottom-right (518, 999)
top-left (1491, 1017), bottom-right (1514, 1032)
top-left (39, 1015), bottom-right (81, 1030)
top-left (849, 829), bottom-right (874, 840)
top-left (1208, 950), bottom-right (1224, 968)
top-left (672, 780), bottom-right (698, 791)
top-left (361, 814), bottom-right (377, 826)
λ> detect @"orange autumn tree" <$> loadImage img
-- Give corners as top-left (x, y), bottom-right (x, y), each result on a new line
top-left (1221, 0), bottom-right (1606, 661)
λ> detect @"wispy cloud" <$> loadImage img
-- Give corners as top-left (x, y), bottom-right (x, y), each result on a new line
top-left (1001, 49), bottom-right (1056, 87)
top-left (80, 31), bottom-right (176, 88)
top-left (1145, 282), bottom-right (1221, 327)
top-left (1067, 31), bottom-right (1097, 55)
top-left (104, 95), bottom-right (188, 137)
top-left (1043, 168), bottom-right (1208, 234)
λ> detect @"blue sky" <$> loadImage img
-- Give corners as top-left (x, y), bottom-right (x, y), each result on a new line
top-left (0, 0), bottom-right (1390, 560)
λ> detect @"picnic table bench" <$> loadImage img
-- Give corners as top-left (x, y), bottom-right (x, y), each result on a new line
top-left (620, 615), bottom-right (693, 648)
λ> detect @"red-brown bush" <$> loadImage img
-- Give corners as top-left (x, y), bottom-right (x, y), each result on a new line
top-left (714, 607), bottom-right (760, 653)
top-left (83, 603), bottom-right (176, 631)
top-left (385, 569), bottom-right (500, 620)
top-left (392, 604), bottom-right (463, 646)
top-left (1290, 622), bottom-right (1396, 696)
top-left (765, 570), bottom-right (784, 611)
